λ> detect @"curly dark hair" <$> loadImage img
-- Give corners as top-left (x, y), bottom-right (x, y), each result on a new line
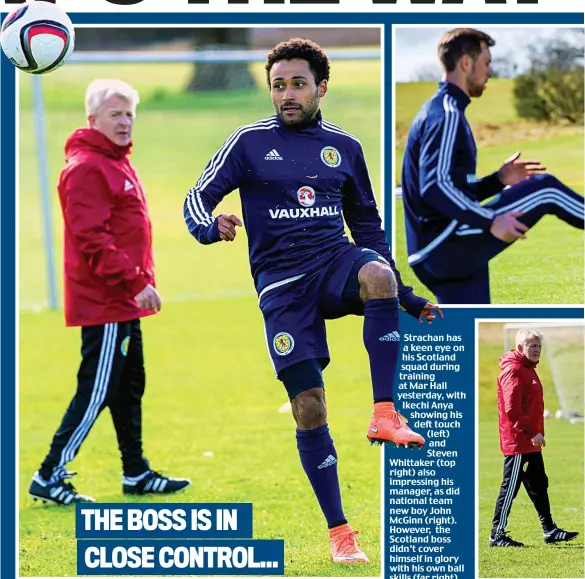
top-left (265, 38), bottom-right (330, 88)
top-left (438, 28), bottom-right (495, 72)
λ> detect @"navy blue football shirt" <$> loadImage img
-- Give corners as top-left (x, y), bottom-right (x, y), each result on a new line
top-left (401, 81), bottom-right (504, 266)
top-left (184, 111), bottom-right (426, 315)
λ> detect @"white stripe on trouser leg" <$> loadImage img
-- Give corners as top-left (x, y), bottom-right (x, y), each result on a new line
top-left (497, 454), bottom-right (522, 535)
top-left (495, 188), bottom-right (583, 214)
top-left (62, 323), bottom-right (118, 465)
top-left (496, 454), bottom-right (522, 535)
top-left (501, 193), bottom-right (583, 219)
top-left (494, 189), bottom-right (584, 220)
top-left (56, 323), bottom-right (119, 475)
top-left (509, 196), bottom-right (584, 220)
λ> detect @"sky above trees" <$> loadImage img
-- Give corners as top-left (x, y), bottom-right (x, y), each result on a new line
top-left (394, 26), bottom-right (572, 82)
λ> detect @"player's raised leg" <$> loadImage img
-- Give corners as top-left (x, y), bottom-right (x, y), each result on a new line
top-left (280, 363), bottom-right (368, 564)
top-left (358, 261), bottom-right (425, 448)
top-left (262, 279), bottom-right (368, 564)
top-left (413, 172), bottom-right (584, 304)
top-left (485, 173), bottom-right (584, 230)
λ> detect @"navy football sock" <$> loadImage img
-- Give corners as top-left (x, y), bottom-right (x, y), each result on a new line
top-left (364, 297), bottom-right (400, 401)
top-left (296, 424), bottom-right (346, 527)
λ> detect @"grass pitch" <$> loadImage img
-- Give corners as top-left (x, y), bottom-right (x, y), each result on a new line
top-left (477, 323), bottom-right (584, 578)
top-left (18, 59), bottom-right (382, 577)
top-left (394, 79), bottom-right (584, 305)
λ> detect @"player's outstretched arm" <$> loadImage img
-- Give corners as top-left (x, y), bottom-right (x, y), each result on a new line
top-left (475, 151), bottom-right (546, 201)
top-left (342, 142), bottom-right (437, 320)
top-left (474, 171), bottom-right (505, 202)
top-left (183, 128), bottom-right (247, 245)
top-left (184, 187), bottom-right (223, 244)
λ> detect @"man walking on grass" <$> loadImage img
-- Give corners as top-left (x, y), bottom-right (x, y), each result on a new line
top-left (490, 328), bottom-right (579, 547)
top-left (29, 79), bottom-right (190, 505)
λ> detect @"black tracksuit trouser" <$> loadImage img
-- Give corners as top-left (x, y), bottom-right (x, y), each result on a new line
top-left (491, 451), bottom-right (554, 536)
top-left (39, 319), bottom-right (149, 483)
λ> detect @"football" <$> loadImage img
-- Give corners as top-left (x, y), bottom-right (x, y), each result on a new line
top-left (0, 1), bottom-right (75, 74)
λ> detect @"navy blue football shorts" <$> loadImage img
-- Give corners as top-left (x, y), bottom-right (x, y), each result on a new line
top-left (258, 244), bottom-right (388, 376)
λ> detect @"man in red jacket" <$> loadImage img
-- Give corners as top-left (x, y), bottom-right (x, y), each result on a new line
top-left (489, 328), bottom-right (578, 547)
top-left (29, 79), bottom-right (190, 505)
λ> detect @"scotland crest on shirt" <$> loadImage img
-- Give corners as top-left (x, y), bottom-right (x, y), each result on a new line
top-left (321, 146), bottom-right (341, 168)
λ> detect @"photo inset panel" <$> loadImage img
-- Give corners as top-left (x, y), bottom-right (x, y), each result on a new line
top-left (18, 26), bottom-right (384, 577)
top-left (393, 26), bottom-right (585, 305)
top-left (477, 320), bottom-right (584, 577)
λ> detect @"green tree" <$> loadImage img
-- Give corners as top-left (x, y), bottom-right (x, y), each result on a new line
top-left (513, 32), bottom-right (584, 124)
top-left (187, 29), bottom-right (256, 92)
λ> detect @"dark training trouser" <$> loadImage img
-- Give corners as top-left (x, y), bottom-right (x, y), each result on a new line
top-left (39, 319), bottom-right (149, 483)
top-left (491, 451), bottom-right (552, 537)
top-left (411, 173), bottom-right (585, 304)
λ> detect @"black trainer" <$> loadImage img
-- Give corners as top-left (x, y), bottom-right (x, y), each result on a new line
top-left (123, 470), bottom-right (191, 495)
top-left (544, 527), bottom-right (579, 544)
top-left (29, 471), bottom-right (95, 505)
top-left (489, 531), bottom-right (525, 547)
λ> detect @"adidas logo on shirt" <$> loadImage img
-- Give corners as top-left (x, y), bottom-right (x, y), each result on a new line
top-left (265, 149), bottom-right (283, 161)
top-left (379, 331), bottom-right (401, 342)
top-left (317, 454), bottom-right (337, 469)
top-left (124, 180), bottom-right (134, 191)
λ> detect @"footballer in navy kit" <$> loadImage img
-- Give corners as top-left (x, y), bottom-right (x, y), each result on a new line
top-left (184, 38), bottom-right (441, 564)
top-left (401, 28), bottom-right (584, 304)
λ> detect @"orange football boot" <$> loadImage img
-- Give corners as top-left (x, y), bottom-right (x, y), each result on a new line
top-left (329, 524), bottom-right (369, 564)
top-left (367, 401), bottom-right (425, 448)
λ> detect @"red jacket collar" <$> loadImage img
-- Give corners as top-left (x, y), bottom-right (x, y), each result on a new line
top-left (499, 348), bottom-right (539, 370)
top-left (65, 128), bottom-right (132, 160)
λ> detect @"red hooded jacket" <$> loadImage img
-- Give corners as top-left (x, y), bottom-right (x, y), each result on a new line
top-left (497, 349), bottom-right (544, 455)
top-left (58, 128), bottom-right (156, 327)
